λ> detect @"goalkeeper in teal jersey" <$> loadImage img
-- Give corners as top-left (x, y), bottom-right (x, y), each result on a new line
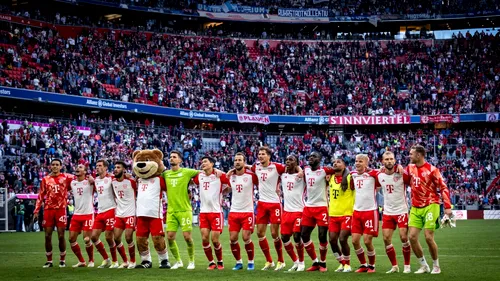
top-left (162, 150), bottom-right (200, 270)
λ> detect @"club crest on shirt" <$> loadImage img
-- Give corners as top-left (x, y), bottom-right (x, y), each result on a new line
top-left (316, 171), bottom-right (321, 176)
top-left (104, 178), bottom-right (109, 184)
top-left (394, 174), bottom-right (402, 182)
top-left (421, 171), bottom-right (430, 177)
top-left (268, 168), bottom-right (273, 172)
top-left (243, 177), bottom-right (248, 183)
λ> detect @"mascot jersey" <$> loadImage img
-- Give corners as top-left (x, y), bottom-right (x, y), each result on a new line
top-left (161, 168), bottom-right (199, 213)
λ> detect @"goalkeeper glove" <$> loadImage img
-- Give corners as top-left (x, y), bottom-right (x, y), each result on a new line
top-left (440, 213), bottom-right (456, 228)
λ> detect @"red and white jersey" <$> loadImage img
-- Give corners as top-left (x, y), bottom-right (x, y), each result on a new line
top-left (281, 173), bottom-right (305, 212)
top-left (229, 171), bottom-right (259, 213)
top-left (71, 178), bottom-right (94, 215)
top-left (112, 178), bottom-right (137, 218)
top-left (304, 167), bottom-right (335, 207)
top-left (193, 172), bottom-right (230, 213)
top-left (35, 173), bottom-right (73, 213)
top-left (136, 176), bottom-right (166, 218)
top-left (95, 176), bottom-right (116, 213)
top-left (252, 162), bottom-right (286, 203)
top-left (351, 169), bottom-right (381, 211)
top-left (378, 172), bottom-right (410, 215)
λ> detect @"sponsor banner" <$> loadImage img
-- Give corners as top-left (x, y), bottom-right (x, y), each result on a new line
top-left (484, 210), bottom-right (500, 220)
top-left (277, 8), bottom-right (328, 18)
top-left (486, 113), bottom-right (499, 122)
top-left (15, 194), bottom-right (39, 200)
top-left (328, 115), bottom-right (410, 125)
top-left (237, 114), bottom-right (270, 125)
top-left (198, 10), bottom-right (329, 23)
top-left (420, 114), bottom-right (460, 124)
top-left (197, 3), bottom-right (267, 14)
top-left (312, 0), bottom-right (329, 4)
top-left (452, 210), bottom-right (467, 220)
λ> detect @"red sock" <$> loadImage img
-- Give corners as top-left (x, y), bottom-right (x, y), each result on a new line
top-left (304, 241), bottom-right (317, 260)
top-left (203, 242), bottom-right (214, 262)
top-left (343, 255), bottom-right (350, 266)
top-left (386, 245), bottom-right (398, 266)
top-left (117, 243), bottom-right (128, 263)
top-left (355, 248), bottom-right (366, 265)
top-left (402, 242), bottom-right (411, 266)
top-left (110, 243), bottom-right (117, 262)
top-left (128, 242), bottom-right (136, 263)
top-left (214, 243), bottom-right (223, 262)
top-left (230, 242), bottom-right (241, 261)
top-left (244, 241), bottom-right (255, 261)
top-left (367, 250), bottom-right (376, 266)
top-left (319, 242), bottom-right (328, 262)
top-left (85, 242), bottom-right (94, 262)
top-left (46, 251), bottom-right (53, 263)
top-left (274, 238), bottom-right (284, 263)
top-left (95, 241), bottom-right (109, 260)
top-left (295, 242), bottom-right (304, 262)
top-left (284, 242), bottom-right (297, 262)
top-left (70, 242), bottom-right (85, 263)
top-left (259, 238), bottom-right (273, 263)
top-left (60, 251), bottom-right (66, 262)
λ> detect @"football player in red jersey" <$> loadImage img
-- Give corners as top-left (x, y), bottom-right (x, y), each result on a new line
top-left (406, 145), bottom-right (452, 274)
top-left (34, 159), bottom-right (74, 268)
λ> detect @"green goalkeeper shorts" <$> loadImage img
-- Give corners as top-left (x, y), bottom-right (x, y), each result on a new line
top-left (166, 211), bottom-right (193, 232)
top-left (409, 203), bottom-right (440, 230)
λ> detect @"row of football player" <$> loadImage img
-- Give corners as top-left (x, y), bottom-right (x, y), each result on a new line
top-left (33, 146), bottom-right (451, 274)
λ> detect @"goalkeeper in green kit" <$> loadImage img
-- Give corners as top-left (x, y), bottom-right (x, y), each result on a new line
top-left (162, 150), bottom-right (200, 270)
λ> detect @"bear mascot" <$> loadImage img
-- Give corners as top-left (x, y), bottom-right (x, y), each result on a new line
top-left (132, 149), bottom-right (171, 269)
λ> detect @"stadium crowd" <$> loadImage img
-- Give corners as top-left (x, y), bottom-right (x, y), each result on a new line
top-left (0, 24), bottom-right (498, 116)
top-left (1, 108), bottom-right (499, 224)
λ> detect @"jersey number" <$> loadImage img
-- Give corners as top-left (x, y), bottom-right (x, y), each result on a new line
top-left (84, 220), bottom-right (93, 227)
top-left (106, 218), bottom-right (115, 226)
top-left (126, 217), bottom-right (135, 225)
top-left (215, 217), bottom-right (220, 226)
top-left (247, 216), bottom-right (253, 225)
top-left (275, 209), bottom-right (281, 217)
top-left (181, 217), bottom-right (192, 226)
top-left (322, 213), bottom-right (327, 222)
top-left (59, 216), bottom-right (67, 223)
top-left (364, 220), bottom-right (373, 228)
top-left (398, 214), bottom-right (407, 223)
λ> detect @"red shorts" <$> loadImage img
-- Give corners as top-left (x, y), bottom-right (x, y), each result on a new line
top-left (228, 212), bottom-right (254, 232)
top-left (136, 216), bottom-right (164, 237)
top-left (352, 210), bottom-right (379, 237)
top-left (199, 213), bottom-right (224, 232)
top-left (93, 209), bottom-right (115, 231)
top-left (69, 214), bottom-right (94, 232)
top-left (382, 213), bottom-right (409, 230)
top-left (115, 216), bottom-right (136, 230)
top-left (328, 216), bottom-right (352, 233)
top-left (256, 202), bottom-right (282, 224)
top-left (281, 211), bottom-right (302, 235)
top-left (301, 206), bottom-right (329, 227)
top-left (42, 209), bottom-right (67, 229)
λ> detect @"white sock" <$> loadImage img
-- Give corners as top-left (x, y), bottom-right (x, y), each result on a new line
top-left (140, 250), bottom-right (152, 262)
top-left (433, 259), bottom-right (439, 267)
top-left (419, 256), bottom-right (427, 266)
top-left (236, 259), bottom-right (242, 264)
top-left (158, 249), bottom-right (169, 262)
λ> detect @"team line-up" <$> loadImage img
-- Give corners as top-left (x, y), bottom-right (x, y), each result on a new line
top-left (34, 145), bottom-right (452, 274)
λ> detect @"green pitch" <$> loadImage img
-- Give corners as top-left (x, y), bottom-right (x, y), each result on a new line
top-left (0, 220), bottom-right (499, 281)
